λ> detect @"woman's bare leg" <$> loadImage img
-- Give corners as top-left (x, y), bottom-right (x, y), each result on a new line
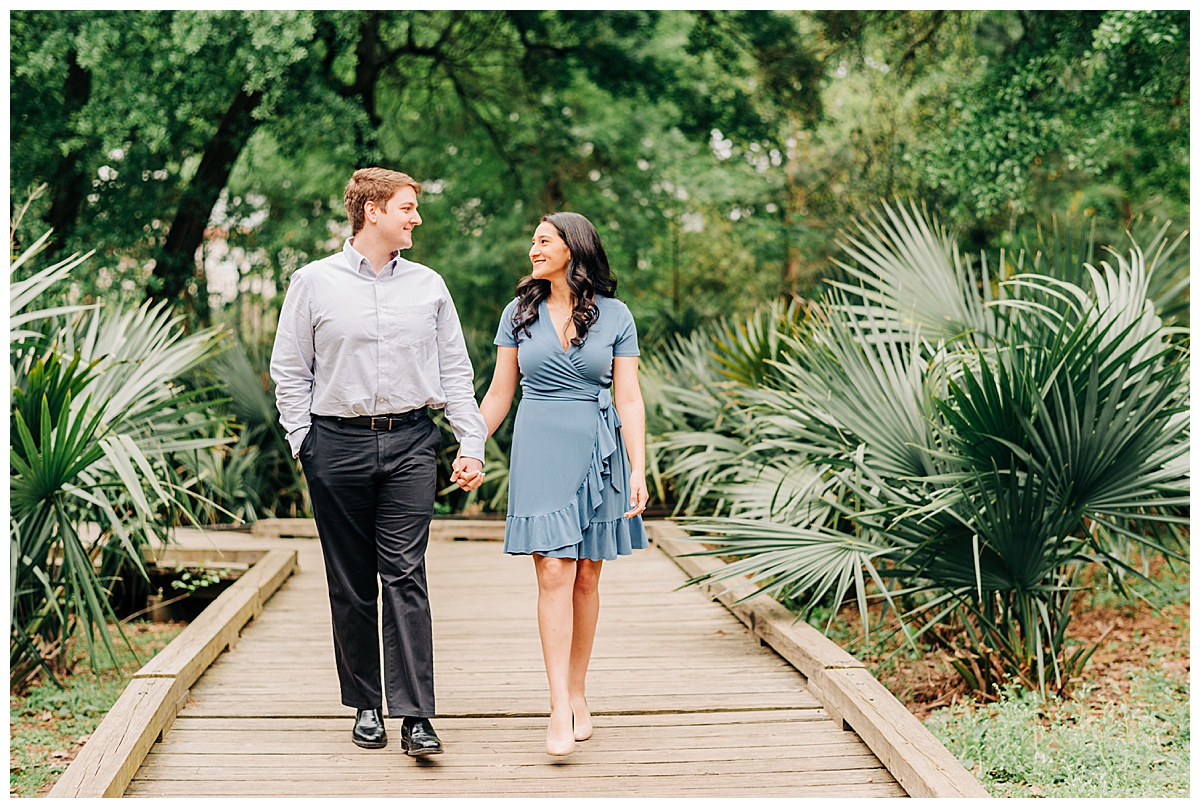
top-left (569, 559), bottom-right (603, 740)
top-left (533, 554), bottom-right (577, 755)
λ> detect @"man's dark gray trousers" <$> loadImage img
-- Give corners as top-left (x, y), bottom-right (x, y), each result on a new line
top-left (299, 412), bottom-right (440, 717)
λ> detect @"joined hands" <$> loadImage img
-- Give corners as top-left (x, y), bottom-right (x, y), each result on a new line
top-left (451, 456), bottom-right (485, 491)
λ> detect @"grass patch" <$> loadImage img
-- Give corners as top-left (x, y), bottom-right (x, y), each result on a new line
top-left (783, 554), bottom-right (1189, 796)
top-left (925, 664), bottom-right (1190, 797)
top-left (9, 621), bottom-right (184, 798)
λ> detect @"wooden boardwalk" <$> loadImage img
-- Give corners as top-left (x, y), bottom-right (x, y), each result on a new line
top-left (125, 528), bottom-right (906, 798)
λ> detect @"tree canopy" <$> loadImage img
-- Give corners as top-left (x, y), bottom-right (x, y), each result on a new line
top-left (11, 10), bottom-right (1188, 338)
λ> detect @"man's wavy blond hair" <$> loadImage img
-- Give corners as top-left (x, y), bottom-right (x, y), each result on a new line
top-left (344, 167), bottom-right (422, 235)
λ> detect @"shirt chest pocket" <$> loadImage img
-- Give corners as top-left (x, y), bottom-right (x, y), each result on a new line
top-left (393, 303), bottom-right (438, 348)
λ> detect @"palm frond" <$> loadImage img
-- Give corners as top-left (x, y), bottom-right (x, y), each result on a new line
top-left (827, 199), bottom-right (994, 343)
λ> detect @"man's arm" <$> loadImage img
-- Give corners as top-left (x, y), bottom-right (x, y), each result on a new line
top-left (435, 279), bottom-right (487, 463)
top-left (269, 272), bottom-right (316, 457)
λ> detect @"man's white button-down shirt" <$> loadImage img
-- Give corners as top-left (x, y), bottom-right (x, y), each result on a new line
top-left (270, 239), bottom-right (487, 460)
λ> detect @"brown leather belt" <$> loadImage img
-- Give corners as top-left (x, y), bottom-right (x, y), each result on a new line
top-left (314, 408), bottom-right (428, 431)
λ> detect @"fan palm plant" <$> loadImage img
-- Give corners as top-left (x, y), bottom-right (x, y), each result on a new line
top-left (10, 228), bottom-right (227, 689)
top-left (649, 201), bottom-right (1189, 697)
top-left (203, 342), bottom-right (308, 518)
top-left (1019, 214), bottom-right (1191, 328)
top-left (644, 300), bottom-right (806, 514)
top-left (176, 435), bottom-right (267, 525)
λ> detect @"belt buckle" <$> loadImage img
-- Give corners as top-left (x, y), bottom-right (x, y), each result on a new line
top-left (370, 415), bottom-right (392, 431)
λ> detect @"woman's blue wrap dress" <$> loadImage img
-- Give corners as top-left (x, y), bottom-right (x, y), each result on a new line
top-left (494, 296), bottom-right (649, 561)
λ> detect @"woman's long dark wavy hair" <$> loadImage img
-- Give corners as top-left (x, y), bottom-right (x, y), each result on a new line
top-left (511, 212), bottom-right (618, 348)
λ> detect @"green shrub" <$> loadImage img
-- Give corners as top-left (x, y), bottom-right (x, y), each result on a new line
top-left (10, 215), bottom-right (227, 689)
top-left (650, 203), bottom-right (1189, 696)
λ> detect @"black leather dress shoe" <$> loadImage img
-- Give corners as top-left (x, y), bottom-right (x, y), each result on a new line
top-left (352, 708), bottom-right (387, 749)
top-left (400, 717), bottom-right (443, 756)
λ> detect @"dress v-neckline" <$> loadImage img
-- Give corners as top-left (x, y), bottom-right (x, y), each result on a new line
top-left (541, 299), bottom-right (576, 353)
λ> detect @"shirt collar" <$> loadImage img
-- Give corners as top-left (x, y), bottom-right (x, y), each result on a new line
top-left (343, 239), bottom-right (402, 279)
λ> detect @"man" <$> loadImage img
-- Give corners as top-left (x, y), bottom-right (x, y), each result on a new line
top-left (270, 167), bottom-right (487, 755)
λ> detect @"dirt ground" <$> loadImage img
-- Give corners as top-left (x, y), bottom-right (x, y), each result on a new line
top-left (874, 592), bottom-right (1191, 720)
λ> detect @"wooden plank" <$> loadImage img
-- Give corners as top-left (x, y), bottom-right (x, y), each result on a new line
top-left (163, 708), bottom-right (831, 731)
top-left (234, 548), bottom-right (300, 607)
top-left (154, 727), bottom-right (868, 754)
top-left (428, 519), bottom-right (506, 542)
top-left (138, 744), bottom-right (883, 768)
top-left (250, 518), bottom-right (318, 539)
top-left (815, 666), bottom-right (988, 799)
top-left (159, 719), bottom-right (837, 743)
top-left (135, 760), bottom-right (888, 786)
top-left (47, 678), bottom-right (182, 797)
top-left (191, 680), bottom-right (813, 699)
top-left (652, 530), bottom-right (864, 673)
top-left (127, 773), bottom-right (906, 798)
top-left (147, 743), bottom-right (879, 763)
top-left (193, 664), bottom-right (807, 685)
top-left (130, 589), bottom-right (253, 687)
top-left (184, 684), bottom-right (815, 703)
top-left (144, 547), bottom-right (267, 565)
top-left (252, 517), bottom-right (508, 542)
top-left (175, 692), bottom-right (826, 717)
top-left (652, 523), bottom-right (987, 798)
top-left (193, 658), bottom-right (798, 675)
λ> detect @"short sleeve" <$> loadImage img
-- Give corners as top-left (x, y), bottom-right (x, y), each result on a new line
top-left (494, 298), bottom-right (520, 347)
top-left (613, 302), bottom-right (640, 357)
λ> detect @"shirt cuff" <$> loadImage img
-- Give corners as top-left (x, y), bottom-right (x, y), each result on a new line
top-left (457, 438), bottom-right (485, 463)
top-left (287, 427), bottom-right (310, 458)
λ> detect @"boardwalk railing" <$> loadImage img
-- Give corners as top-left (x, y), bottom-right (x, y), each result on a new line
top-left (49, 548), bottom-right (297, 798)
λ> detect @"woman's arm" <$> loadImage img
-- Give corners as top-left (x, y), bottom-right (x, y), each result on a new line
top-left (479, 346), bottom-right (520, 438)
top-left (612, 355), bottom-right (648, 517)
top-left (452, 346), bottom-right (519, 491)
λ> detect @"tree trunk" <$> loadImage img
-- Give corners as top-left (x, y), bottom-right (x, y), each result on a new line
top-left (325, 14), bottom-right (387, 161)
top-left (782, 113), bottom-right (806, 296)
top-left (151, 88), bottom-right (263, 325)
top-left (44, 49), bottom-right (91, 259)
top-left (353, 14), bottom-right (382, 127)
top-left (542, 174), bottom-right (566, 212)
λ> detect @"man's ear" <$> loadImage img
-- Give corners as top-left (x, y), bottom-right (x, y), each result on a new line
top-left (362, 200), bottom-right (377, 226)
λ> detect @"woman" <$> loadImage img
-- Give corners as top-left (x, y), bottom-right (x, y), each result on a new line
top-left (477, 211), bottom-right (649, 757)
